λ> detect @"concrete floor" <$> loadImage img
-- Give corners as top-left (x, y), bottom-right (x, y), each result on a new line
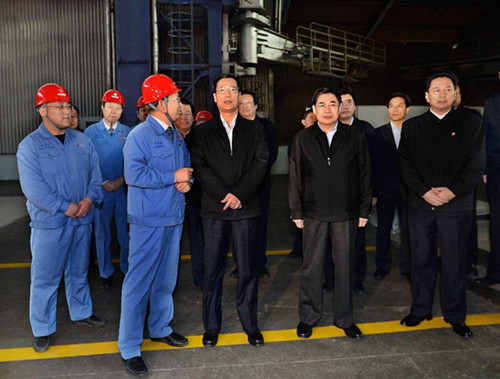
top-left (1, 176), bottom-right (500, 378)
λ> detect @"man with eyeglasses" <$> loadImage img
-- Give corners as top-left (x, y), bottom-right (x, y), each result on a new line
top-left (17, 83), bottom-right (105, 353)
top-left (338, 89), bottom-right (375, 295)
top-left (399, 72), bottom-right (484, 338)
top-left (119, 74), bottom-right (192, 377)
top-left (191, 75), bottom-right (269, 348)
top-left (289, 87), bottom-right (372, 340)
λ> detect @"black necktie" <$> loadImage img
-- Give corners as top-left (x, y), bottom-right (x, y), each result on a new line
top-left (109, 126), bottom-right (114, 135)
top-left (167, 126), bottom-right (173, 141)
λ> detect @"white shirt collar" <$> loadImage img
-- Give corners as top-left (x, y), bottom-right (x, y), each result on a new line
top-left (151, 115), bottom-right (172, 131)
top-left (430, 109), bottom-right (451, 120)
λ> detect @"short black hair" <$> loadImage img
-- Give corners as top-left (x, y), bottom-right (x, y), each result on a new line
top-left (387, 92), bottom-right (411, 108)
top-left (71, 105), bottom-right (80, 115)
top-left (302, 108), bottom-right (313, 120)
top-left (212, 74), bottom-right (241, 94)
top-left (311, 87), bottom-right (341, 106)
top-left (339, 88), bottom-right (356, 104)
top-left (240, 90), bottom-right (258, 106)
top-left (180, 99), bottom-right (195, 115)
top-left (425, 71), bottom-right (458, 91)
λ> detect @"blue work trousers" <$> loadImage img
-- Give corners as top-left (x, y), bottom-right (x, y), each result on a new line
top-left (95, 188), bottom-right (129, 278)
top-left (30, 224), bottom-right (93, 337)
top-left (118, 223), bottom-right (182, 359)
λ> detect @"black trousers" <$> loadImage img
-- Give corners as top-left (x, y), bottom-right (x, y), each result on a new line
top-left (202, 217), bottom-right (259, 333)
top-left (375, 197), bottom-right (410, 274)
top-left (408, 208), bottom-right (471, 323)
top-left (185, 203), bottom-right (204, 287)
top-left (466, 188), bottom-right (478, 269)
top-left (300, 218), bottom-right (357, 328)
top-left (486, 175), bottom-right (500, 280)
top-left (256, 188), bottom-right (271, 268)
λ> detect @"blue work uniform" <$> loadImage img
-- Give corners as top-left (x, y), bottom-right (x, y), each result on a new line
top-left (17, 124), bottom-right (103, 337)
top-left (85, 119), bottom-right (131, 278)
top-left (118, 115), bottom-right (190, 360)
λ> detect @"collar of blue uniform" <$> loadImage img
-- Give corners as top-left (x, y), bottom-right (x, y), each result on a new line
top-left (40, 123), bottom-right (75, 141)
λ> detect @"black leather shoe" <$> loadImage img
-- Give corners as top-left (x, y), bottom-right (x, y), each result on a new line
top-left (297, 322), bottom-right (313, 338)
top-left (151, 332), bottom-right (188, 347)
top-left (229, 268), bottom-right (238, 278)
top-left (73, 314), bottom-right (107, 327)
top-left (33, 336), bottom-right (49, 352)
top-left (445, 320), bottom-right (473, 338)
top-left (374, 269), bottom-right (388, 280)
top-left (101, 275), bottom-right (113, 288)
top-left (258, 266), bottom-right (270, 278)
top-left (202, 331), bottom-right (219, 347)
top-left (400, 313), bottom-right (432, 327)
top-left (353, 283), bottom-right (365, 295)
top-left (335, 323), bottom-right (362, 339)
top-left (125, 356), bottom-right (148, 377)
top-left (247, 331), bottom-right (264, 346)
top-left (476, 276), bottom-right (500, 286)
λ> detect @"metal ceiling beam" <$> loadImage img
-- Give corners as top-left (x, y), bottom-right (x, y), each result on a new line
top-left (364, 0), bottom-right (396, 39)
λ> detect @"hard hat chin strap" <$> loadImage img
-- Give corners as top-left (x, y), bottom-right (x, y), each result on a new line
top-left (149, 100), bottom-right (183, 141)
top-left (43, 104), bottom-right (66, 132)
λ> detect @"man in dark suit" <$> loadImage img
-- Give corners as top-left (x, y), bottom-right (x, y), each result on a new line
top-left (339, 89), bottom-right (375, 294)
top-left (477, 88), bottom-right (500, 286)
top-left (191, 75), bottom-right (269, 348)
top-left (399, 72), bottom-right (485, 338)
top-left (236, 90), bottom-right (279, 278)
top-left (372, 93), bottom-right (411, 280)
top-left (289, 87), bottom-right (372, 339)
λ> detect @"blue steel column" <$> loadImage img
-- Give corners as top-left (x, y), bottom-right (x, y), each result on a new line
top-left (207, 0), bottom-right (223, 104)
top-left (115, 0), bottom-right (151, 127)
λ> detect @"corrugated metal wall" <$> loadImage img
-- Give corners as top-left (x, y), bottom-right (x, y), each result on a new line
top-left (0, 0), bottom-right (109, 154)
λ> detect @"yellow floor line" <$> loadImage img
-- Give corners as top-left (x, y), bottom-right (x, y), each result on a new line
top-left (1, 313), bottom-right (499, 363)
top-left (0, 247), bottom-right (377, 268)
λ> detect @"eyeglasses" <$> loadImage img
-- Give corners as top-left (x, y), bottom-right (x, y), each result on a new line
top-left (46, 104), bottom-right (72, 111)
top-left (167, 97), bottom-right (181, 102)
top-left (316, 102), bottom-right (339, 109)
top-left (216, 86), bottom-right (239, 94)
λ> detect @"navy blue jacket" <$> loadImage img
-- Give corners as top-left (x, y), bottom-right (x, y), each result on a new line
top-left (484, 92), bottom-right (500, 177)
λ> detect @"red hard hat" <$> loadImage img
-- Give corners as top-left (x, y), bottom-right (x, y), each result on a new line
top-left (142, 74), bottom-right (181, 104)
top-left (195, 110), bottom-right (214, 122)
top-left (136, 96), bottom-right (146, 108)
top-left (101, 89), bottom-right (125, 106)
top-left (36, 83), bottom-right (71, 108)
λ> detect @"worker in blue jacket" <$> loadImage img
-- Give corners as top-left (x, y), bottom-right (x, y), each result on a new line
top-left (17, 83), bottom-right (106, 353)
top-left (85, 89), bottom-right (131, 287)
top-left (118, 74), bottom-right (193, 377)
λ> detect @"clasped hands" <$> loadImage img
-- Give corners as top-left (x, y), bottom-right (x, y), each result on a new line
top-left (103, 177), bottom-right (125, 192)
top-left (422, 187), bottom-right (455, 207)
top-left (292, 217), bottom-right (368, 229)
top-left (64, 198), bottom-right (93, 219)
top-left (174, 167), bottom-right (193, 193)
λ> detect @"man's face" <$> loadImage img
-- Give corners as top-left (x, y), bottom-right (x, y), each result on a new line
top-left (312, 93), bottom-right (340, 129)
top-left (41, 102), bottom-right (72, 131)
top-left (69, 108), bottom-right (79, 129)
top-left (163, 92), bottom-right (181, 121)
top-left (388, 97), bottom-right (409, 123)
top-left (425, 77), bottom-right (456, 114)
top-left (102, 102), bottom-right (123, 124)
top-left (340, 94), bottom-right (355, 121)
top-left (213, 78), bottom-right (239, 113)
top-left (137, 106), bottom-right (148, 122)
top-left (239, 94), bottom-right (257, 120)
top-left (301, 112), bottom-right (317, 128)
top-left (177, 103), bottom-right (194, 135)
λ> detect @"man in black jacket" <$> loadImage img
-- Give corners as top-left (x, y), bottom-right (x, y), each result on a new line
top-left (289, 87), bottom-right (372, 339)
top-left (339, 89), bottom-right (375, 294)
top-left (191, 75), bottom-right (269, 348)
top-left (372, 93), bottom-right (411, 280)
top-left (399, 72), bottom-right (485, 338)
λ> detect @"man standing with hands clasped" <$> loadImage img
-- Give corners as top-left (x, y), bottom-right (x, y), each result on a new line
top-left (191, 75), bottom-right (268, 348)
top-left (398, 72), bottom-right (484, 338)
top-left (289, 87), bottom-right (372, 340)
top-left (17, 83), bottom-right (105, 353)
top-left (118, 74), bottom-right (192, 377)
